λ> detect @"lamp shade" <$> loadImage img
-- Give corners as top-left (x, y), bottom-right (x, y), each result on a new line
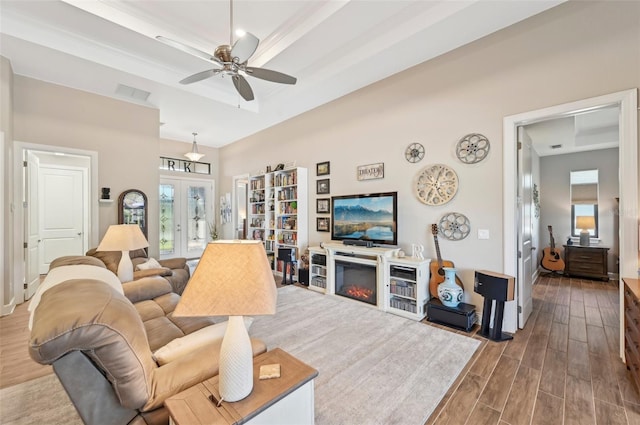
top-left (576, 216), bottom-right (596, 230)
top-left (97, 224), bottom-right (148, 252)
top-left (174, 240), bottom-right (277, 317)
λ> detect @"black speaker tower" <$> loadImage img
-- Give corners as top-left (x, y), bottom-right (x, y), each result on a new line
top-left (474, 270), bottom-right (516, 342)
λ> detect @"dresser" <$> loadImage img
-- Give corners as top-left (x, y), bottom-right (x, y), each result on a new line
top-left (562, 245), bottom-right (609, 281)
top-left (623, 278), bottom-right (640, 396)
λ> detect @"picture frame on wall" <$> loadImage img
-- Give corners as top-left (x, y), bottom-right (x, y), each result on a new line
top-left (357, 162), bottom-right (384, 181)
top-left (317, 179), bottom-right (330, 194)
top-left (316, 198), bottom-right (330, 214)
top-left (317, 217), bottom-right (330, 232)
top-left (316, 161), bottom-right (330, 176)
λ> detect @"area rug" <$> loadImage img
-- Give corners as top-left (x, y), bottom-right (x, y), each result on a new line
top-left (0, 286), bottom-right (480, 425)
top-left (0, 374), bottom-right (81, 425)
top-left (250, 286), bottom-right (480, 425)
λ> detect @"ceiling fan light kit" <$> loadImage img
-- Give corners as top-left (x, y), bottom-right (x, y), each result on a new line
top-left (185, 132), bottom-right (204, 162)
top-left (157, 0), bottom-right (296, 102)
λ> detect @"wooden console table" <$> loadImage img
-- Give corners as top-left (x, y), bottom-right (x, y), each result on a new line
top-left (563, 245), bottom-right (609, 281)
top-left (165, 348), bottom-right (318, 425)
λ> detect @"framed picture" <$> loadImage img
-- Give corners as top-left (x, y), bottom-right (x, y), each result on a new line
top-left (317, 179), bottom-right (330, 194)
top-left (316, 198), bottom-right (330, 214)
top-left (317, 217), bottom-right (330, 232)
top-left (357, 163), bottom-right (384, 181)
top-left (316, 161), bottom-right (330, 176)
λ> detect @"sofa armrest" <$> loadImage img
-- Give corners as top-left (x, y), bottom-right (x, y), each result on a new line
top-left (158, 257), bottom-right (187, 271)
top-left (143, 338), bottom-right (267, 411)
top-left (122, 276), bottom-right (173, 304)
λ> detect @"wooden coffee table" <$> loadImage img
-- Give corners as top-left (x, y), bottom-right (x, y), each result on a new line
top-left (165, 348), bottom-right (318, 425)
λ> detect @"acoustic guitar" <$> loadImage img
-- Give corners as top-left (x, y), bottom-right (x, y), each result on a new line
top-left (540, 225), bottom-right (565, 272)
top-left (429, 224), bottom-right (464, 298)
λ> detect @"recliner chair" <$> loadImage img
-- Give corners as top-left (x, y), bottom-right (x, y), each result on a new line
top-left (29, 279), bottom-right (266, 425)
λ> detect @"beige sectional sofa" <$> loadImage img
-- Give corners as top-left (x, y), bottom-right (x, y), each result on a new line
top-left (28, 255), bottom-right (266, 425)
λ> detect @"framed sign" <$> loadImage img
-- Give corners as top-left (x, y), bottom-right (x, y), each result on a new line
top-left (357, 163), bottom-right (384, 181)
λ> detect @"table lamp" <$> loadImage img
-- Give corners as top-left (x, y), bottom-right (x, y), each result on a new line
top-left (576, 216), bottom-right (595, 246)
top-left (173, 240), bottom-right (277, 402)
top-left (97, 224), bottom-right (149, 282)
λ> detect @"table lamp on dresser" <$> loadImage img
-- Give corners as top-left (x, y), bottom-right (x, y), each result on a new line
top-left (576, 216), bottom-right (596, 246)
top-left (173, 240), bottom-right (277, 402)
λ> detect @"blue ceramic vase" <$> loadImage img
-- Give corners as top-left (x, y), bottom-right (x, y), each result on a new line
top-left (437, 267), bottom-right (463, 308)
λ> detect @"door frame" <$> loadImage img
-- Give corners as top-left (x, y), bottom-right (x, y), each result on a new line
top-left (503, 89), bottom-right (638, 358)
top-left (12, 142), bottom-right (98, 304)
top-left (232, 173), bottom-right (249, 240)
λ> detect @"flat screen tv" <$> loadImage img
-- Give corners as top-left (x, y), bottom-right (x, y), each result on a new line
top-left (331, 192), bottom-right (397, 246)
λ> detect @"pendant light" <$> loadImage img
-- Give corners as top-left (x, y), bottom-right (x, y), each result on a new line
top-left (184, 132), bottom-right (204, 162)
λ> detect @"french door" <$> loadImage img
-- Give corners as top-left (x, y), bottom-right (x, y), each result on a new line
top-left (159, 177), bottom-right (214, 259)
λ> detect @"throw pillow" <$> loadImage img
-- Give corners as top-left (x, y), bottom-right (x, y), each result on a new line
top-left (153, 317), bottom-right (254, 366)
top-left (136, 257), bottom-right (162, 271)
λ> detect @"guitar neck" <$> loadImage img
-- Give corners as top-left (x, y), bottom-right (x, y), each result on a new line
top-left (433, 235), bottom-right (444, 268)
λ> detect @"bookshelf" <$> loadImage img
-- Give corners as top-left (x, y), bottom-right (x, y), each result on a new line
top-left (385, 257), bottom-right (430, 320)
top-left (248, 168), bottom-right (307, 279)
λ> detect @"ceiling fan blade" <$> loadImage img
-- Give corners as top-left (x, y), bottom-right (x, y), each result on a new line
top-left (156, 36), bottom-right (222, 65)
top-left (179, 69), bottom-right (219, 85)
top-left (231, 32), bottom-right (259, 64)
top-left (232, 75), bottom-right (255, 101)
top-left (245, 67), bottom-right (297, 85)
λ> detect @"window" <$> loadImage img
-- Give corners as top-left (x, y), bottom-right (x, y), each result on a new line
top-left (570, 169), bottom-right (599, 238)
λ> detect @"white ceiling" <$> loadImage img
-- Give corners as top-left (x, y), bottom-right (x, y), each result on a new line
top-left (524, 105), bottom-right (620, 157)
top-left (1, 0), bottom-right (565, 148)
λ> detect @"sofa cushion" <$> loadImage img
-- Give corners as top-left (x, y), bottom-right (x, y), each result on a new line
top-left (86, 248), bottom-right (147, 275)
top-left (153, 317), bottom-right (254, 366)
top-left (29, 279), bottom-right (157, 410)
top-left (136, 258), bottom-right (162, 270)
top-left (49, 255), bottom-right (106, 270)
top-left (28, 264), bottom-right (124, 330)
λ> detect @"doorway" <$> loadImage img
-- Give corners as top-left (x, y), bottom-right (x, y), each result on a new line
top-left (503, 89), bottom-right (638, 358)
top-left (159, 177), bottom-right (214, 259)
top-left (12, 142), bottom-right (98, 306)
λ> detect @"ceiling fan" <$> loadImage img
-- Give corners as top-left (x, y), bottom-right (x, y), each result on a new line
top-left (156, 0), bottom-right (296, 102)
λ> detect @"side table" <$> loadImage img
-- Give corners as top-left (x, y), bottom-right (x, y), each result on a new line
top-left (165, 348), bottom-right (318, 425)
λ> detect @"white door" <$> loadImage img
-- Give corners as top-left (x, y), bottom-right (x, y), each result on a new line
top-left (518, 126), bottom-right (534, 328)
top-left (25, 152), bottom-right (41, 299)
top-left (38, 166), bottom-right (86, 273)
top-left (160, 178), bottom-right (214, 259)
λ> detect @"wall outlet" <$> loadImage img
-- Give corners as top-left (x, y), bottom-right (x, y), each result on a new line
top-left (478, 229), bottom-right (490, 240)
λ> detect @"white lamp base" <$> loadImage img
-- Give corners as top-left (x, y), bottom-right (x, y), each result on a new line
top-left (117, 250), bottom-right (134, 282)
top-left (219, 315), bottom-right (254, 402)
top-left (579, 231), bottom-right (590, 246)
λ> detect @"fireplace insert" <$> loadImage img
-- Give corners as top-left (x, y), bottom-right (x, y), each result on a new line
top-left (334, 259), bottom-right (377, 305)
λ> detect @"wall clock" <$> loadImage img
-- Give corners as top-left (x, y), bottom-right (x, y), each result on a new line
top-left (405, 142), bottom-right (425, 163)
top-left (415, 164), bottom-right (459, 206)
top-left (456, 133), bottom-right (490, 164)
top-left (438, 212), bottom-right (471, 241)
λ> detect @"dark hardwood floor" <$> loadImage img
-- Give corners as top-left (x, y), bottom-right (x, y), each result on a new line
top-left (1, 274), bottom-right (639, 424)
top-left (426, 274), bottom-right (640, 425)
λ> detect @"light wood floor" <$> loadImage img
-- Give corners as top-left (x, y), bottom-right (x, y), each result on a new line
top-left (2, 274), bottom-right (639, 424)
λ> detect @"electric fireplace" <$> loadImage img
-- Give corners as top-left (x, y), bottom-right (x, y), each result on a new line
top-left (334, 259), bottom-right (377, 305)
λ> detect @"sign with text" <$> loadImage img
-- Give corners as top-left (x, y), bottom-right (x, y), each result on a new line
top-left (159, 157), bottom-right (211, 175)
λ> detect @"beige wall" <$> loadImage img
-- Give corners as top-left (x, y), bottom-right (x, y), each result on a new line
top-left (1, 56), bottom-right (14, 311)
top-left (12, 80), bottom-right (223, 260)
top-left (219, 1), bottom-right (640, 307)
top-left (539, 148), bottom-right (619, 273)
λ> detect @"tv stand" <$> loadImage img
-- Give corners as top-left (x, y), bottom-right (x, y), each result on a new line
top-left (307, 243), bottom-right (432, 320)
